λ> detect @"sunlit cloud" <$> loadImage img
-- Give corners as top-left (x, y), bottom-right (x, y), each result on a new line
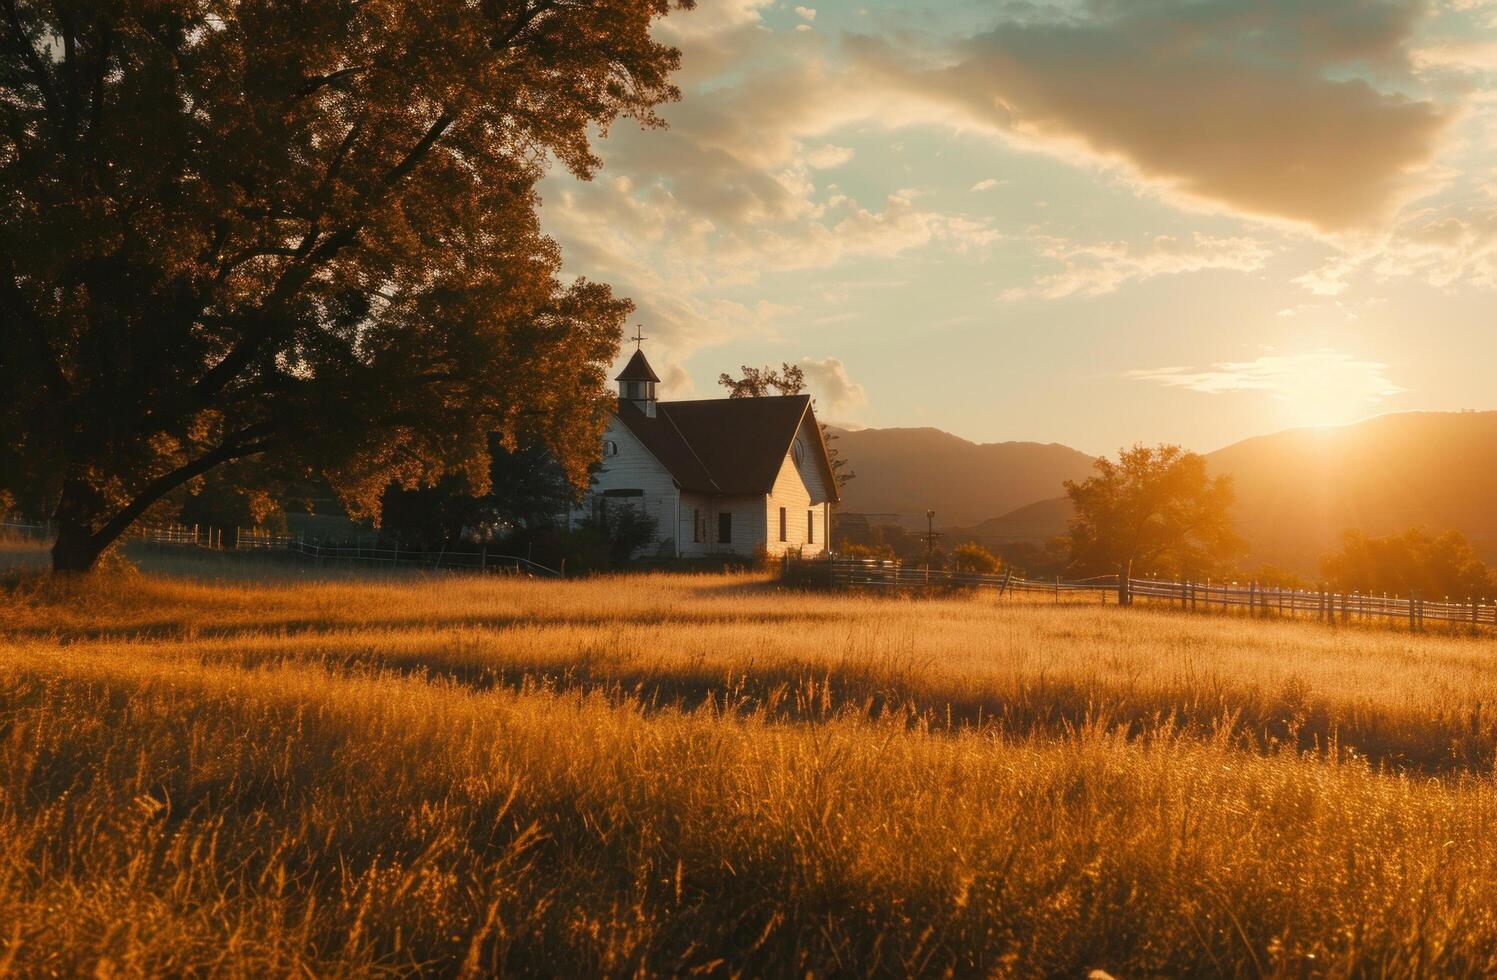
top-left (1004, 233), bottom-right (1274, 300)
top-left (847, 0), bottom-right (1455, 230)
top-left (1130, 351), bottom-right (1408, 427)
top-left (800, 356), bottom-right (868, 414)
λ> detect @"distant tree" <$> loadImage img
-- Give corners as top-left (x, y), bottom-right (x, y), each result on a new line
top-left (1, 0), bottom-right (690, 572)
top-left (178, 464), bottom-right (287, 546)
top-left (379, 478), bottom-right (486, 550)
top-left (1064, 444), bottom-right (1242, 578)
top-left (841, 541), bottom-right (897, 562)
top-left (1248, 565), bottom-right (1308, 590)
top-left (379, 435), bottom-right (581, 547)
top-left (987, 539), bottom-right (1070, 579)
top-left (1320, 528), bottom-right (1493, 599)
top-left (952, 542), bottom-right (1001, 574)
top-left (719, 362), bottom-right (854, 488)
top-left (718, 363), bottom-right (806, 398)
top-left (582, 500), bottom-right (659, 564)
top-left (824, 428), bottom-right (856, 490)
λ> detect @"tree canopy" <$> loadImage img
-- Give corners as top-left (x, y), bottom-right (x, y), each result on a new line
top-left (717, 363), bottom-right (806, 398)
top-left (1, 0), bottom-right (690, 570)
top-left (1064, 444), bottom-right (1241, 578)
top-left (1320, 528), bottom-right (1493, 599)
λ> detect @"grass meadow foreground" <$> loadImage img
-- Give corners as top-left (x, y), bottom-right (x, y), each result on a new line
top-left (6, 548), bottom-right (1497, 975)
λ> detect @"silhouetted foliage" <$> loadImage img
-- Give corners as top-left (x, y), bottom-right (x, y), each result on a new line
top-left (1320, 529), bottom-right (1494, 599)
top-left (1065, 445), bottom-right (1242, 578)
top-left (1, 0), bottom-right (690, 571)
top-left (996, 539), bottom-right (1071, 579)
top-left (581, 501), bottom-right (660, 564)
top-left (379, 436), bottom-right (581, 549)
top-left (952, 542), bottom-right (1001, 574)
top-left (1247, 565), bottom-right (1309, 590)
top-left (178, 465), bottom-right (287, 546)
top-left (718, 364), bottom-right (806, 398)
top-left (840, 542), bottom-right (897, 562)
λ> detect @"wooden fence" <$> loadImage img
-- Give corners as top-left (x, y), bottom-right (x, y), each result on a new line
top-left (793, 557), bottom-right (1495, 633)
top-left (3, 521), bottom-right (561, 577)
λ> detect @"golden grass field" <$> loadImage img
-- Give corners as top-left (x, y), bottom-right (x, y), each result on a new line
top-left (6, 539), bottom-right (1497, 976)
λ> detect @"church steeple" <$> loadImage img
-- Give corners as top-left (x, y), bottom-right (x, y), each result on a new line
top-left (616, 327), bottom-right (660, 418)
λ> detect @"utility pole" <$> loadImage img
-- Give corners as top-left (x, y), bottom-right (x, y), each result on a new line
top-left (924, 509), bottom-right (940, 571)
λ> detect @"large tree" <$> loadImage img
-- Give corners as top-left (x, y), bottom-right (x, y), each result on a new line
top-left (1064, 444), bottom-right (1241, 578)
top-left (1, 0), bottom-right (689, 571)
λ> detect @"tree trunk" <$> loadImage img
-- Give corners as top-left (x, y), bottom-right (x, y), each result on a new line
top-left (51, 520), bottom-right (105, 572)
top-left (50, 481), bottom-right (107, 573)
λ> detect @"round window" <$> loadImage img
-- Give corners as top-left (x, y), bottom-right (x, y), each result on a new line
top-left (791, 439), bottom-right (804, 465)
top-left (603, 439), bottom-right (619, 458)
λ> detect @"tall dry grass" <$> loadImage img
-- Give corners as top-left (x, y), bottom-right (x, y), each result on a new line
top-left (5, 558), bottom-right (1497, 975)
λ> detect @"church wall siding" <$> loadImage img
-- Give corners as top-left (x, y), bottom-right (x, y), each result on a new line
top-left (571, 416), bottom-right (680, 557)
top-left (677, 491), bottom-right (767, 557)
top-left (764, 423), bottom-right (828, 556)
top-left (792, 415), bottom-right (832, 506)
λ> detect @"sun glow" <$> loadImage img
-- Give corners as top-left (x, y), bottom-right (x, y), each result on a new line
top-left (1131, 349), bottom-right (1406, 429)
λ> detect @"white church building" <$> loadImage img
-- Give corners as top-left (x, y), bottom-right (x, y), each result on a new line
top-left (572, 345), bottom-right (840, 558)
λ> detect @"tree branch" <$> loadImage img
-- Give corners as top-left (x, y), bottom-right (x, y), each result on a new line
top-left (0, 0), bottom-right (59, 118)
top-left (88, 422), bottom-right (281, 550)
top-left (188, 110), bottom-right (455, 407)
top-left (292, 64), bottom-right (368, 100)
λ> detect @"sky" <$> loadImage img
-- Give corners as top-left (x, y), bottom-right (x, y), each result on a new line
top-left (538, 0), bottom-right (1497, 456)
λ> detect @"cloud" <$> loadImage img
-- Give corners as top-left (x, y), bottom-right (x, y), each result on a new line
top-left (659, 363), bottom-right (697, 399)
top-left (970, 178), bottom-right (1004, 192)
top-left (1004, 233), bottom-right (1274, 299)
top-left (800, 356), bottom-right (868, 413)
top-left (1130, 350), bottom-right (1406, 404)
top-left (1292, 207), bottom-right (1497, 294)
top-left (794, 6), bottom-right (816, 21)
top-left (805, 144), bottom-right (854, 169)
top-left (848, 0), bottom-right (1454, 230)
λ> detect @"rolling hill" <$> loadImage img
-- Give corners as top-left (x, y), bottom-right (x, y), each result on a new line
top-left (1207, 411), bottom-right (1497, 570)
top-left (839, 412), bottom-right (1497, 573)
top-left (826, 426), bottom-right (1095, 527)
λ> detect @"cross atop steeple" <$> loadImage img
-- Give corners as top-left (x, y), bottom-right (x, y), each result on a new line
top-left (631, 324), bottom-right (648, 350)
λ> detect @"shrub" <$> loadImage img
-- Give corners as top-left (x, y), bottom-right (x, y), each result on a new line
top-left (952, 542), bottom-right (1001, 574)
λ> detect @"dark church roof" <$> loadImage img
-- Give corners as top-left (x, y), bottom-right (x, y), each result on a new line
top-left (615, 393), bottom-right (840, 502)
top-left (615, 348), bottom-right (660, 383)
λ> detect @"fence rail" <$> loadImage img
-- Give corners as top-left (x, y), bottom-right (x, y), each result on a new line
top-left (797, 557), bottom-right (1494, 633)
top-left (3, 521), bottom-right (561, 577)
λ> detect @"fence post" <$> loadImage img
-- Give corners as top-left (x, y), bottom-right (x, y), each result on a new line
top-left (1408, 591), bottom-right (1417, 632)
top-left (1117, 565), bottom-right (1130, 607)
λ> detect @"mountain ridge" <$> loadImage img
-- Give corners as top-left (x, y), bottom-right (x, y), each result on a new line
top-left (836, 411), bottom-right (1497, 572)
